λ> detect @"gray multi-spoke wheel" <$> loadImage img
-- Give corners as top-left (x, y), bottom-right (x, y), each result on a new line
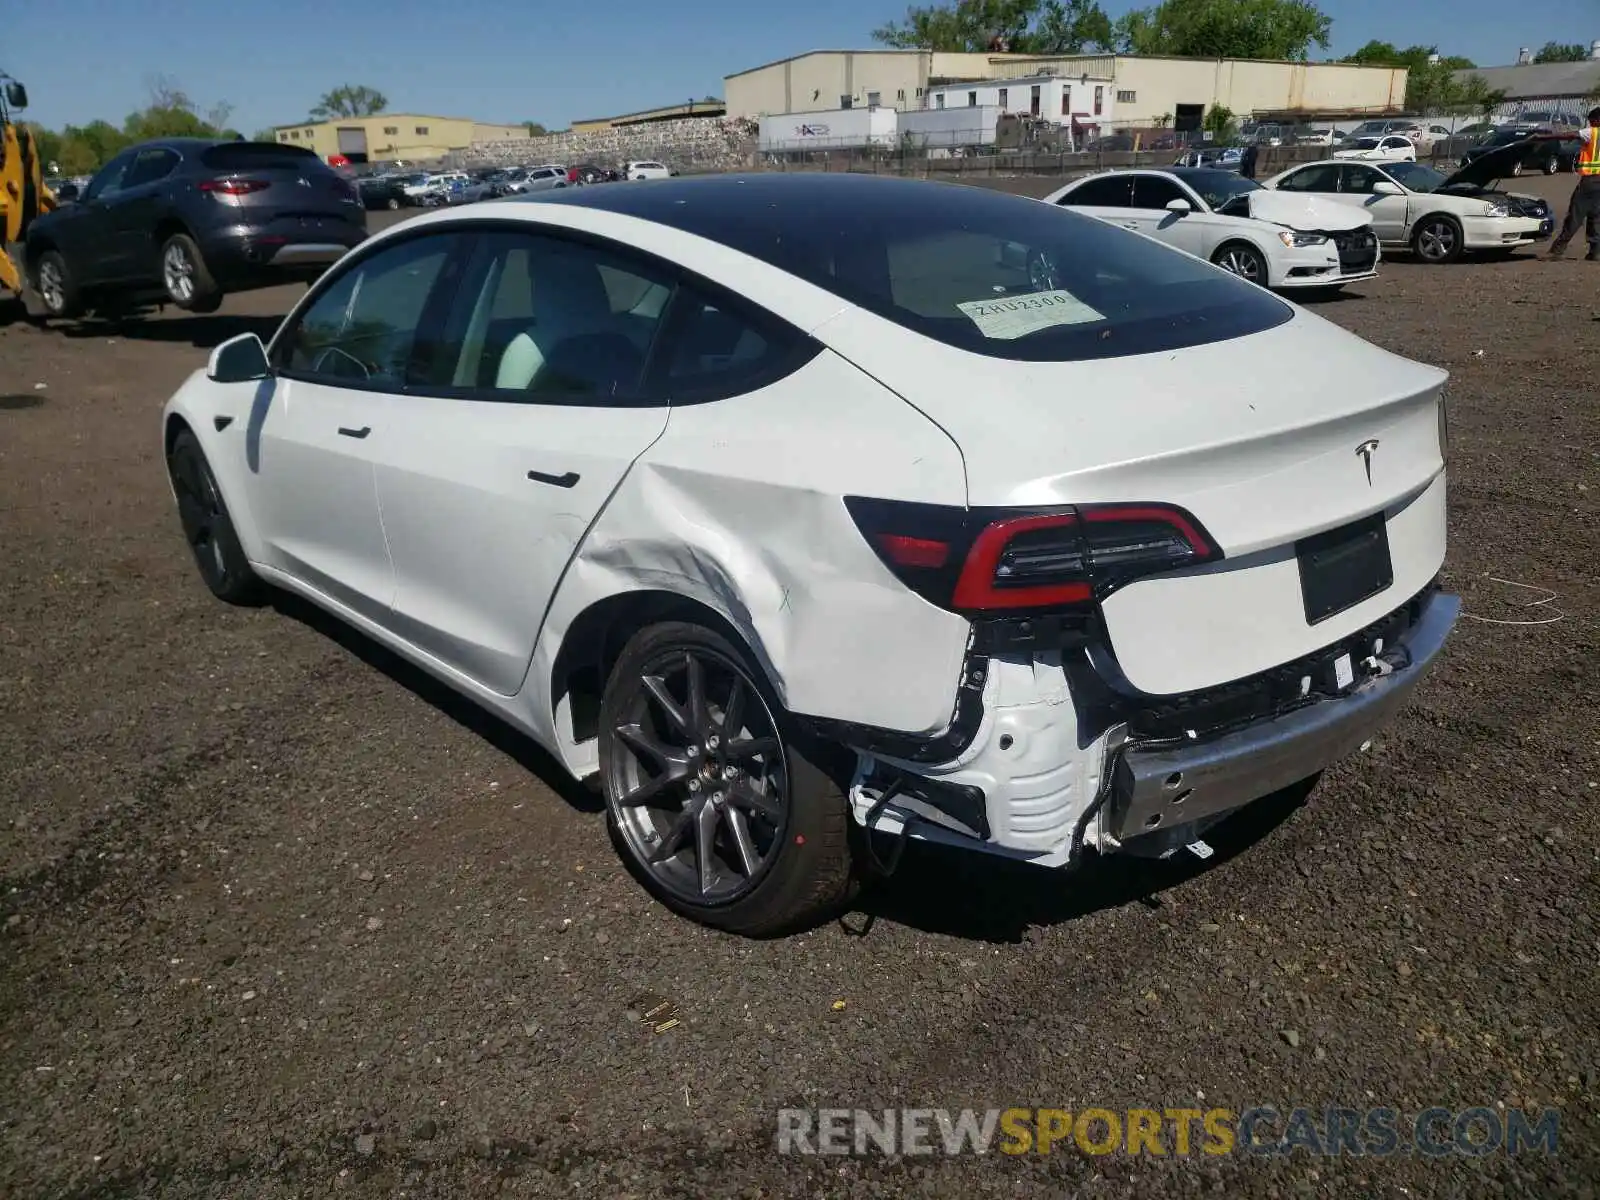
top-left (159, 233), bottom-right (222, 310)
top-left (1412, 214), bottom-right (1463, 264)
top-left (1212, 242), bottom-right (1269, 286)
top-left (598, 622), bottom-right (855, 935)
top-left (33, 250), bottom-right (80, 318)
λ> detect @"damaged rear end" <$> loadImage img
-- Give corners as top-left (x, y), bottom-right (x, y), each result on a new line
top-left (816, 303), bottom-right (1458, 868)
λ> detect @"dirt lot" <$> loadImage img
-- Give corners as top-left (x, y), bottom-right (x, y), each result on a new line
top-left (2, 177), bottom-right (1598, 1199)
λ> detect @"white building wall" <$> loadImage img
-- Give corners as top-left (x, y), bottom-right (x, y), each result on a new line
top-left (923, 75), bottom-right (1115, 126)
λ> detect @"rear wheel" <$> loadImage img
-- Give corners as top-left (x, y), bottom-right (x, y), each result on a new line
top-left (598, 621), bottom-right (855, 936)
top-left (1543, 153), bottom-right (1560, 175)
top-left (386, 196), bottom-right (400, 209)
top-left (167, 429), bottom-right (263, 605)
top-left (1510, 159), bottom-right (1525, 177)
top-left (1412, 214), bottom-right (1464, 264)
top-left (1211, 241), bottom-right (1270, 287)
top-left (160, 233), bottom-right (222, 312)
top-left (33, 250), bottom-right (82, 319)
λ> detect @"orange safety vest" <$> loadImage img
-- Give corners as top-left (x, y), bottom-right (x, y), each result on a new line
top-left (1580, 128), bottom-right (1600, 175)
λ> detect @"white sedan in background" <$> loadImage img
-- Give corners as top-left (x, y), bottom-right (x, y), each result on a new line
top-left (625, 160), bottom-right (672, 180)
top-left (1333, 135), bottom-right (1417, 163)
top-left (161, 173), bottom-right (1455, 934)
top-left (1261, 140), bottom-right (1552, 263)
top-left (1044, 167), bottom-right (1380, 292)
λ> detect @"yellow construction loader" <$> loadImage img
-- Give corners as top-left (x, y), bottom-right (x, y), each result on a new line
top-left (0, 72), bottom-right (56, 317)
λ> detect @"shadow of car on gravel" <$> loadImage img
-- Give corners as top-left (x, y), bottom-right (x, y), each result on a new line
top-left (845, 778), bottom-right (1317, 943)
top-left (267, 591), bottom-right (605, 817)
top-left (58, 312), bottom-right (284, 351)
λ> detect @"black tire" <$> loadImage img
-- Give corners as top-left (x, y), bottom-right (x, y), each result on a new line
top-left (32, 249), bottom-right (82, 319)
top-left (166, 428), bottom-right (264, 605)
top-left (1210, 241), bottom-right (1270, 287)
top-left (159, 232), bottom-right (222, 312)
top-left (1543, 154), bottom-right (1560, 176)
top-left (1510, 159), bottom-right (1524, 177)
top-left (598, 621), bottom-right (855, 936)
top-left (1411, 214), bottom-right (1464, 264)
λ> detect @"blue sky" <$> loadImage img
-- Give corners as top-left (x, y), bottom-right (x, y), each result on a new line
top-left (11, 0), bottom-right (1596, 134)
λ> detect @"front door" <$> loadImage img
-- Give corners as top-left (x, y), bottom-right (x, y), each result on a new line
top-left (368, 229), bottom-right (679, 695)
top-left (105, 146), bottom-right (181, 281)
top-left (253, 228), bottom-right (466, 621)
top-left (1338, 164), bottom-right (1411, 242)
top-left (1127, 173), bottom-right (1206, 257)
top-left (50, 149), bottom-right (136, 285)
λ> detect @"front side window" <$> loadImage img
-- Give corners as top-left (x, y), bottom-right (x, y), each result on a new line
top-left (1340, 164), bottom-right (1386, 194)
top-left (276, 234), bottom-right (462, 387)
top-left (421, 230), bottom-right (677, 403)
top-left (1130, 174), bottom-right (1190, 209)
top-left (83, 150), bottom-right (136, 202)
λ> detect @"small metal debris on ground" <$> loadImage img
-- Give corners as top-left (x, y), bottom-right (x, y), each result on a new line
top-left (831, 999), bottom-right (847, 1012)
top-left (627, 993), bottom-right (681, 1034)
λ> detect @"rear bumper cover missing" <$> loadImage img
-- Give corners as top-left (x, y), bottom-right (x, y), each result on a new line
top-left (1108, 588), bottom-right (1459, 843)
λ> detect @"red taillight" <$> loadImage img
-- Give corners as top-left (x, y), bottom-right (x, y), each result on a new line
top-left (845, 496), bottom-right (1220, 616)
top-left (200, 178), bottom-right (269, 195)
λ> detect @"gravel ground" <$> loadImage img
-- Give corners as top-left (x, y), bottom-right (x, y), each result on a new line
top-left (2, 178), bottom-right (1597, 1199)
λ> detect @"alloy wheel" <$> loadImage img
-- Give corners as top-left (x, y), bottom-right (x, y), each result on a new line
top-left (1218, 247), bottom-right (1263, 282)
top-left (163, 243), bottom-right (196, 303)
top-left (170, 447), bottom-right (226, 586)
top-left (37, 260), bottom-right (65, 313)
top-left (604, 646), bottom-right (789, 905)
top-left (1416, 220), bottom-right (1457, 261)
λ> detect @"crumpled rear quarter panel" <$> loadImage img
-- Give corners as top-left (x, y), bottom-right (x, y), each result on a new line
top-left (531, 347), bottom-right (974, 758)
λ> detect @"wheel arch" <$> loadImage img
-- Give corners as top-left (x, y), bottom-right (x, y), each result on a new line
top-left (152, 215), bottom-right (196, 252)
top-left (1210, 235), bottom-right (1277, 283)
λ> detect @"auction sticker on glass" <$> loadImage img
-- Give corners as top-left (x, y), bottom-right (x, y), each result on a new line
top-left (957, 291), bottom-right (1105, 340)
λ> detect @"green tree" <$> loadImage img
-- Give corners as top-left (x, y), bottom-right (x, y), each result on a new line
top-left (54, 136), bottom-right (101, 175)
top-left (1455, 75), bottom-right (1507, 121)
top-left (1116, 0), bottom-right (1331, 60)
top-left (523, 121), bottom-right (549, 135)
top-left (1533, 41), bottom-right (1588, 64)
top-left (1203, 102), bottom-right (1237, 139)
top-left (873, 0), bottom-right (1114, 53)
top-left (1339, 43), bottom-right (1480, 113)
top-left (309, 84), bottom-right (388, 120)
top-left (251, 127), bottom-right (279, 142)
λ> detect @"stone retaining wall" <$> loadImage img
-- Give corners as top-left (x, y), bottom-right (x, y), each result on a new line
top-left (462, 117), bottom-right (758, 173)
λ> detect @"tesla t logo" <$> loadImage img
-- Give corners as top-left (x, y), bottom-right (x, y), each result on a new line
top-left (1355, 439), bottom-right (1380, 485)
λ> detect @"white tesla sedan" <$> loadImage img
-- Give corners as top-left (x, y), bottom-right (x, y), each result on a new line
top-left (1043, 167), bottom-right (1380, 292)
top-left (1262, 142), bottom-right (1554, 263)
top-left (162, 174), bottom-right (1459, 935)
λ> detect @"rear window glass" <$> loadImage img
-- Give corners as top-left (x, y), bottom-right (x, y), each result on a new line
top-left (585, 176), bottom-right (1291, 362)
top-left (200, 143), bottom-right (322, 171)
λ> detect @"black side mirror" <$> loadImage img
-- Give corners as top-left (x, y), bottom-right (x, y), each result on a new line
top-left (207, 332), bottom-right (271, 383)
top-left (5, 81), bottom-right (28, 110)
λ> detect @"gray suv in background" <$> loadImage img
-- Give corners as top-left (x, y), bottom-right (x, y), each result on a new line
top-left (26, 139), bottom-right (367, 319)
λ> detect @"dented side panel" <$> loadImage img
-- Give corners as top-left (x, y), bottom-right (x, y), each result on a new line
top-left (529, 348), bottom-right (975, 776)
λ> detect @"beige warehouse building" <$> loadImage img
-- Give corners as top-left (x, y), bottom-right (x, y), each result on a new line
top-left (725, 50), bottom-right (1408, 127)
top-left (273, 114), bottom-right (530, 163)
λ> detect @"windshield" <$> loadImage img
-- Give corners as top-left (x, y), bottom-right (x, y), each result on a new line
top-left (1172, 169), bottom-right (1262, 209)
top-left (1383, 162), bottom-right (1447, 192)
top-left (549, 174), bottom-right (1292, 363)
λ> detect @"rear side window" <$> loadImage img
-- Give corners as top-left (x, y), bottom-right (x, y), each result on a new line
top-left (1059, 174), bottom-right (1133, 207)
top-left (200, 143), bottom-right (322, 171)
top-left (655, 285), bottom-right (818, 403)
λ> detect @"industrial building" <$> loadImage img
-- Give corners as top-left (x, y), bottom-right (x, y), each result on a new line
top-left (273, 114), bottom-right (530, 164)
top-left (1451, 44), bottom-right (1600, 124)
top-left (724, 49), bottom-right (1409, 129)
top-left (924, 70), bottom-right (1117, 129)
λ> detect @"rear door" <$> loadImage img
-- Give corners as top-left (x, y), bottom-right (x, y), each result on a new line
top-left (192, 142), bottom-right (363, 242)
top-left (366, 228), bottom-right (680, 695)
top-left (1054, 173), bottom-right (1137, 232)
top-left (104, 146), bottom-right (181, 281)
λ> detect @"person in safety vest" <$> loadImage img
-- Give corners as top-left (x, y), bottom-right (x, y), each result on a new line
top-left (1547, 106), bottom-right (1600, 261)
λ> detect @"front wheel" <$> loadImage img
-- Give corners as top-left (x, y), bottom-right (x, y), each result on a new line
top-left (1211, 242), bottom-right (1270, 287)
top-left (33, 249), bottom-right (82, 319)
top-left (1411, 214), bottom-right (1463, 264)
top-left (598, 621), bottom-right (855, 936)
top-left (1543, 154), bottom-right (1560, 175)
top-left (160, 233), bottom-right (222, 311)
top-left (167, 429), bottom-right (264, 605)
top-left (387, 196), bottom-right (401, 210)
